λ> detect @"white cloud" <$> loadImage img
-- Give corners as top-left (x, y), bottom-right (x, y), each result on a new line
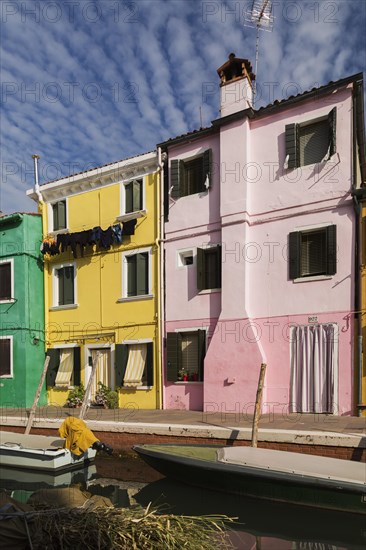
top-left (0, 0), bottom-right (365, 213)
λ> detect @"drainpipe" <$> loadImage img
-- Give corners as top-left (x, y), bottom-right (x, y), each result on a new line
top-left (353, 193), bottom-right (363, 416)
top-left (157, 147), bottom-right (166, 409)
top-left (32, 155), bottom-right (42, 203)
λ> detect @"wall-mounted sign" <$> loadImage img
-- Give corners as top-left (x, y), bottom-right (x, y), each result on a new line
top-left (308, 316), bottom-right (318, 323)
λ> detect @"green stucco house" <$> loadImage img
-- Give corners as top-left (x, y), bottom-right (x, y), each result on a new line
top-left (0, 213), bottom-right (46, 407)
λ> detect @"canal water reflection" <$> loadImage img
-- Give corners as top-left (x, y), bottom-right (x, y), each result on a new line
top-left (1, 455), bottom-right (365, 550)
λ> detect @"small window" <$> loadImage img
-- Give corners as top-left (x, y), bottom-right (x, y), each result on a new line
top-left (285, 108), bottom-right (336, 169)
top-left (0, 260), bottom-right (12, 301)
top-left (52, 200), bottom-right (67, 231)
top-left (170, 149), bottom-right (212, 199)
top-left (125, 179), bottom-right (143, 214)
top-left (289, 226), bottom-right (336, 279)
top-left (115, 342), bottom-right (153, 387)
top-left (46, 347), bottom-right (81, 388)
top-left (122, 248), bottom-right (152, 299)
top-left (0, 336), bottom-right (12, 377)
top-left (166, 330), bottom-right (206, 382)
top-left (197, 245), bottom-right (221, 290)
top-left (178, 250), bottom-right (194, 267)
top-left (53, 264), bottom-right (75, 306)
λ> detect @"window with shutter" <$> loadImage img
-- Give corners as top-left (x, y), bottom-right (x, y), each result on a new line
top-left (46, 347), bottom-right (80, 387)
top-left (0, 261), bottom-right (12, 301)
top-left (289, 226), bottom-right (337, 279)
top-left (52, 200), bottom-right (67, 231)
top-left (170, 150), bottom-right (212, 199)
top-left (122, 248), bottom-right (151, 299)
top-left (285, 109), bottom-right (336, 169)
top-left (0, 337), bottom-right (12, 377)
top-left (57, 266), bottom-right (75, 305)
top-left (53, 264), bottom-right (76, 307)
top-left (115, 342), bottom-right (153, 387)
top-left (166, 330), bottom-right (206, 382)
top-left (125, 179), bottom-right (143, 213)
top-left (197, 245), bottom-right (221, 291)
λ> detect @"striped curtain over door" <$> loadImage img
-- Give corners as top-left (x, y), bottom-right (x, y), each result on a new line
top-left (290, 324), bottom-right (337, 413)
top-left (91, 349), bottom-right (110, 399)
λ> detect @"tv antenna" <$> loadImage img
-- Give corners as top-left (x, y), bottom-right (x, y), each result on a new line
top-left (244, 0), bottom-right (274, 106)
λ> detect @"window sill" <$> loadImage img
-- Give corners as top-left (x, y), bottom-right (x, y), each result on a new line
top-left (49, 304), bottom-right (79, 311)
top-left (293, 275), bottom-right (332, 283)
top-left (49, 228), bottom-right (69, 236)
top-left (121, 386), bottom-right (152, 390)
top-left (117, 210), bottom-right (146, 222)
top-left (0, 375), bottom-right (13, 379)
top-left (174, 381), bottom-right (203, 384)
top-left (0, 299), bottom-right (15, 304)
top-left (117, 294), bottom-right (153, 303)
top-left (198, 288), bottom-right (221, 295)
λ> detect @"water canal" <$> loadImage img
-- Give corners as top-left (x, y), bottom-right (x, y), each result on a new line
top-left (1, 454), bottom-right (365, 549)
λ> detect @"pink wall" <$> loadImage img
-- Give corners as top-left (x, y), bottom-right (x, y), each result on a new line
top-left (163, 83), bottom-right (355, 415)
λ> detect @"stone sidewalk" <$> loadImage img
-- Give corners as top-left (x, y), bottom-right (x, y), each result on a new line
top-left (1, 406), bottom-right (365, 450)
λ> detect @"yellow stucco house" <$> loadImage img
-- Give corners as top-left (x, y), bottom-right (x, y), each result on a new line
top-left (27, 151), bottom-right (163, 410)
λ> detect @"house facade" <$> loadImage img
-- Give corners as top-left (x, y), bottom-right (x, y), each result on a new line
top-left (27, 152), bottom-right (162, 410)
top-left (0, 213), bottom-right (46, 407)
top-left (161, 54), bottom-right (366, 416)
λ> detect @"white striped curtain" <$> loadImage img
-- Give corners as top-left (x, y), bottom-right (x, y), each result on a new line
top-left (91, 349), bottom-right (110, 399)
top-left (290, 324), bottom-right (337, 413)
top-left (55, 349), bottom-right (73, 387)
top-left (123, 344), bottom-right (147, 387)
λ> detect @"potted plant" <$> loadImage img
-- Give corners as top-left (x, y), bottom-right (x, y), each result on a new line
top-left (178, 368), bottom-right (189, 381)
top-left (93, 382), bottom-right (119, 409)
top-left (66, 384), bottom-right (85, 408)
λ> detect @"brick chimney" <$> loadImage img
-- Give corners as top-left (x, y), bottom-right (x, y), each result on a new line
top-left (217, 53), bottom-right (255, 116)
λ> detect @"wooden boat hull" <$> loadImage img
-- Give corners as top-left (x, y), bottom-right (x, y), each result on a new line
top-left (133, 444), bottom-right (366, 515)
top-left (0, 431), bottom-right (96, 473)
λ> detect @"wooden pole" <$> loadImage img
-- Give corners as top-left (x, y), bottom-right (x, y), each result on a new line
top-left (251, 363), bottom-right (267, 448)
top-left (79, 351), bottom-right (100, 420)
top-left (25, 355), bottom-right (50, 435)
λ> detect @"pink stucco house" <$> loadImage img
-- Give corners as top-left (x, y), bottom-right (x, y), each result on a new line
top-left (159, 54), bottom-right (366, 416)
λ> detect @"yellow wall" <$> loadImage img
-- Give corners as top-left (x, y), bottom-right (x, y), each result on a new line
top-left (44, 172), bottom-right (161, 409)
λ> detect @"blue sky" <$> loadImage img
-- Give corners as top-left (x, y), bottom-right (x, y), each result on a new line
top-left (1, 0), bottom-right (365, 214)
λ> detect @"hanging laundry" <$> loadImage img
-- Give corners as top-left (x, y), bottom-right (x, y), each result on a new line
top-left (111, 223), bottom-right (122, 243)
top-left (122, 219), bottom-right (137, 236)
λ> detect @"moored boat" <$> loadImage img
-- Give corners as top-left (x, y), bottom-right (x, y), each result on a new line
top-left (0, 431), bottom-right (96, 472)
top-left (133, 443), bottom-right (366, 515)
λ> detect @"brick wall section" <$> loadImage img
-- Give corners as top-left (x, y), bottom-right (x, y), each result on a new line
top-left (1, 425), bottom-right (365, 462)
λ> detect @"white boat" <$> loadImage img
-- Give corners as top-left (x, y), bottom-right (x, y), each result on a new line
top-left (0, 431), bottom-right (96, 472)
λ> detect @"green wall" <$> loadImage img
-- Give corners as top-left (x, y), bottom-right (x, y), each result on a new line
top-left (0, 213), bottom-right (46, 407)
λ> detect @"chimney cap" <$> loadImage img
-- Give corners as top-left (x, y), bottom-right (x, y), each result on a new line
top-left (217, 55), bottom-right (255, 85)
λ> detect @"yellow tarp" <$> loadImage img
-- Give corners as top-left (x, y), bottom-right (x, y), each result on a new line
top-left (59, 416), bottom-right (98, 456)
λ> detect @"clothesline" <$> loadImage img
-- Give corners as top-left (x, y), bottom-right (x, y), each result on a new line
top-left (41, 219), bottom-right (137, 258)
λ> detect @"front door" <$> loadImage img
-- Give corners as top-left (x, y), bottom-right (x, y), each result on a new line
top-left (88, 348), bottom-right (112, 401)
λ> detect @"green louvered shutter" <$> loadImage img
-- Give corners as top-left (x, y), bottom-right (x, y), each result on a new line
top-left (73, 347), bottom-right (81, 386)
top-left (328, 107), bottom-right (337, 158)
top-left (196, 248), bottom-right (205, 291)
top-left (46, 349), bottom-right (60, 387)
top-left (299, 119), bottom-right (329, 166)
top-left (202, 149), bottom-right (212, 189)
top-left (216, 245), bottom-right (222, 288)
top-left (133, 179), bottom-right (142, 211)
top-left (170, 160), bottom-right (181, 199)
top-left (197, 330), bottom-right (206, 381)
top-left (53, 200), bottom-right (66, 231)
top-left (115, 344), bottom-right (129, 387)
top-left (289, 232), bottom-right (301, 279)
top-left (146, 342), bottom-right (154, 386)
top-left (285, 124), bottom-right (299, 169)
top-left (326, 225), bottom-right (337, 275)
top-left (125, 182), bottom-right (133, 213)
top-left (136, 252), bottom-right (148, 295)
top-left (166, 333), bottom-right (181, 381)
